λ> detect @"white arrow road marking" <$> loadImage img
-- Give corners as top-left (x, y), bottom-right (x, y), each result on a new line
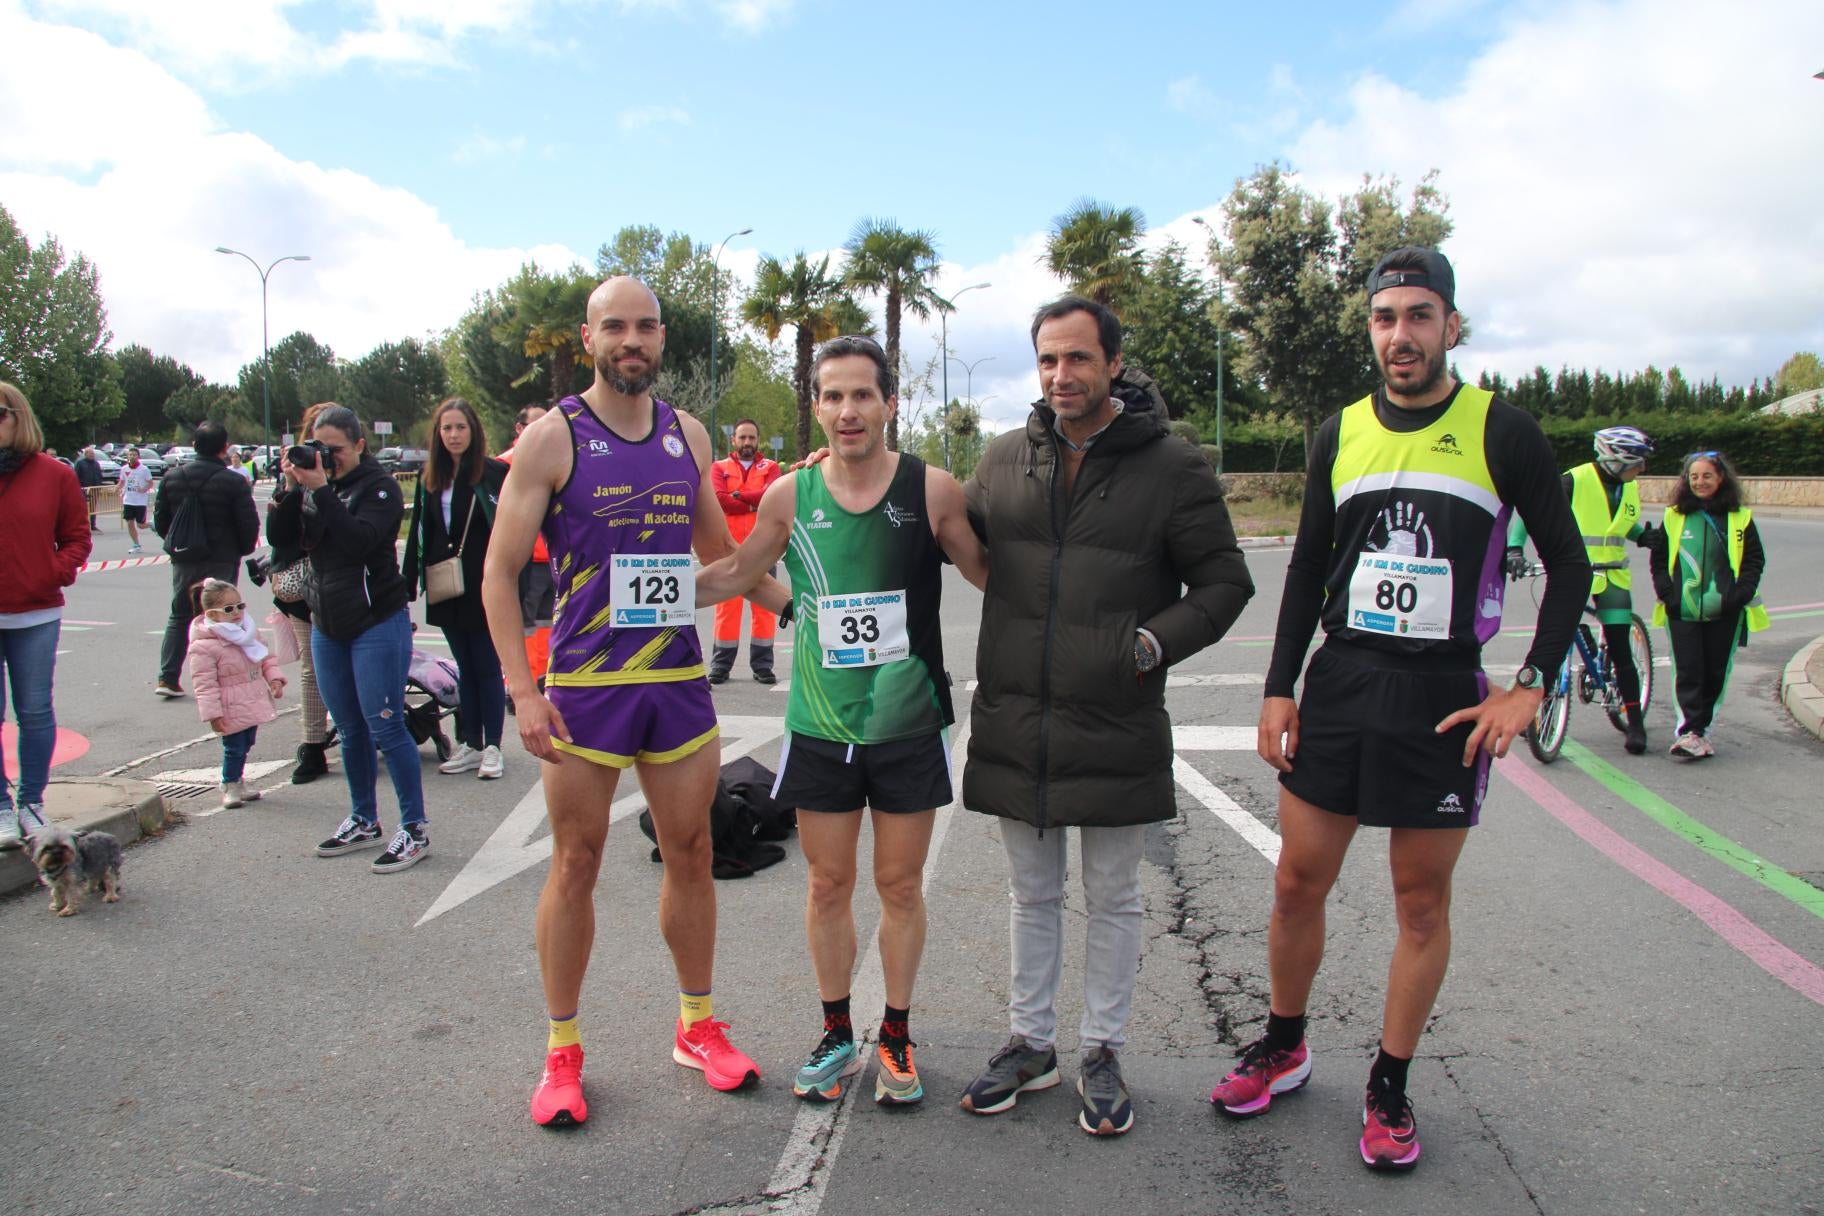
top-left (764, 720), bottom-right (971, 1216)
top-left (415, 715), bottom-right (789, 927)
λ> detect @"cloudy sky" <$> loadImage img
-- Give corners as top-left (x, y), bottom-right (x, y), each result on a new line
top-left (3, 0), bottom-right (1821, 432)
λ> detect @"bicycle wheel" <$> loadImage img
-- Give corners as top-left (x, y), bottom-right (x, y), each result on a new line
top-left (1527, 684), bottom-right (1571, 763)
top-left (1604, 614), bottom-right (1656, 730)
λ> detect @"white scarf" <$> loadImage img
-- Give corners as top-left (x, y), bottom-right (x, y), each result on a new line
top-left (208, 616), bottom-right (269, 664)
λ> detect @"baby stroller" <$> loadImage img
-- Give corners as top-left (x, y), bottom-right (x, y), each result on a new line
top-left (406, 646), bottom-right (462, 762)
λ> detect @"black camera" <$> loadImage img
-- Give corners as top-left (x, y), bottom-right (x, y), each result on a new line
top-left (287, 440), bottom-right (329, 470)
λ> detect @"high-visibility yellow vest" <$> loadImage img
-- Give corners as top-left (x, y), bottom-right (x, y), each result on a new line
top-left (1568, 462), bottom-right (1640, 596)
top-left (1651, 505), bottom-right (1770, 632)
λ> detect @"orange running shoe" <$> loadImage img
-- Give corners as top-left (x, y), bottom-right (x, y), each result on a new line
top-left (672, 1018), bottom-right (761, 1091)
top-left (530, 1044), bottom-right (586, 1127)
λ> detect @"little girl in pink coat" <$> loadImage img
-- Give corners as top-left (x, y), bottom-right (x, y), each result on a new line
top-left (186, 578), bottom-right (286, 808)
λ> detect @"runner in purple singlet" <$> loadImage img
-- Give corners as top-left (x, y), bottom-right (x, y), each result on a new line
top-left (482, 277), bottom-right (789, 1127)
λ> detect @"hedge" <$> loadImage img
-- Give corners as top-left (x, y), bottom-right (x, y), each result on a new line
top-left (1204, 410), bottom-right (1824, 476)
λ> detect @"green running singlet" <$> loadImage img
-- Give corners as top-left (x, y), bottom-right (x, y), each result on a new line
top-left (783, 454), bottom-right (953, 745)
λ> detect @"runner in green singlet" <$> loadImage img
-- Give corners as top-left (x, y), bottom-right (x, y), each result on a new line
top-left (696, 335), bottom-right (987, 1109)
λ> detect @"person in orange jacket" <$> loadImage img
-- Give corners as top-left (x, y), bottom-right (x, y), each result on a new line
top-left (501, 404), bottom-right (553, 686)
top-left (709, 419), bottom-right (783, 683)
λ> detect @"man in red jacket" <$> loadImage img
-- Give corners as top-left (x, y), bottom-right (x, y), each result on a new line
top-left (708, 419), bottom-right (782, 684)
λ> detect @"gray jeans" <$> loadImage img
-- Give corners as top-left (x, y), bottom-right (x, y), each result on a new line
top-left (1000, 818), bottom-right (1146, 1053)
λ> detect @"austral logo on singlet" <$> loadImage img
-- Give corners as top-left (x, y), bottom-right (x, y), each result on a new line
top-left (1430, 433), bottom-right (1462, 456)
top-left (883, 502), bottom-right (918, 528)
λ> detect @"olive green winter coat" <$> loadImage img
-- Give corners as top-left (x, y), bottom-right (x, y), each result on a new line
top-left (962, 369), bottom-right (1254, 830)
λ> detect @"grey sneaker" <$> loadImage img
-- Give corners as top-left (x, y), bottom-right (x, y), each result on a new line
top-left (959, 1035), bottom-right (1060, 1115)
top-left (0, 806), bottom-right (18, 851)
top-left (1077, 1045), bottom-right (1135, 1136)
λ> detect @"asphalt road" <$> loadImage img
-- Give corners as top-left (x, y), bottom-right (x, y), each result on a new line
top-left (4, 511), bottom-right (1822, 1216)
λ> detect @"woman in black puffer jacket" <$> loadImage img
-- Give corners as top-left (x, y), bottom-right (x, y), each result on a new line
top-left (265, 401), bottom-right (333, 785)
top-left (268, 404), bottom-right (429, 874)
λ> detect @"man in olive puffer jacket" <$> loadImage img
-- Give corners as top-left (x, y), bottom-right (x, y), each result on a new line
top-left (956, 295), bottom-right (1253, 1136)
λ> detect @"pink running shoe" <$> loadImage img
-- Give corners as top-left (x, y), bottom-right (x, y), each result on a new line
top-left (1210, 1036), bottom-right (1311, 1117)
top-left (673, 1018), bottom-right (761, 1091)
top-left (1361, 1082), bottom-right (1421, 1171)
top-left (530, 1044), bottom-right (586, 1127)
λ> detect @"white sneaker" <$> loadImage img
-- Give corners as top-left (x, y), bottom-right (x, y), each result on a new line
top-left (439, 743), bottom-right (483, 774)
top-left (477, 745), bottom-right (504, 780)
top-left (0, 807), bottom-right (19, 851)
top-left (220, 781), bottom-right (263, 809)
top-left (1668, 732), bottom-right (1702, 758)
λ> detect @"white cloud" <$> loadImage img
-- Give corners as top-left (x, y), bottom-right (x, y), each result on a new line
top-left (451, 131), bottom-right (529, 164)
top-left (1285, 0), bottom-right (1824, 387)
top-left (617, 105), bottom-right (692, 132)
top-left (1, 9), bottom-right (579, 384)
top-left (716, 0), bottom-right (793, 33)
top-left (1167, 74), bottom-right (1218, 117)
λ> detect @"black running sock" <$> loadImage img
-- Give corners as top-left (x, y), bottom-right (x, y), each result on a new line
top-left (1265, 1011), bottom-right (1306, 1053)
top-left (1369, 1047), bottom-right (1411, 1096)
top-left (881, 1004), bottom-right (910, 1044)
top-left (822, 996), bottom-right (853, 1043)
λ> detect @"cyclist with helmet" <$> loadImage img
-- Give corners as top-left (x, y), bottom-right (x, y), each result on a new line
top-left (1505, 425), bottom-right (1659, 753)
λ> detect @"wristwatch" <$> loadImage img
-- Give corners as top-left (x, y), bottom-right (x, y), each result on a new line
top-left (1134, 632), bottom-right (1161, 674)
top-left (777, 599), bottom-right (795, 628)
top-left (1514, 664), bottom-right (1543, 690)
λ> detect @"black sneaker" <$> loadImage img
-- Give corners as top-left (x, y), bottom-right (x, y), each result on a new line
top-left (707, 669), bottom-right (730, 686)
top-left (1077, 1046), bottom-right (1134, 1136)
top-left (959, 1035), bottom-right (1060, 1115)
top-left (752, 670), bottom-right (777, 685)
top-left (315, 816), bottom-right (383, 857)
top-left (371, 824), bottom-right (430, 873)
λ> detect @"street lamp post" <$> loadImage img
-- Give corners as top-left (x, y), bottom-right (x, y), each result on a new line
top-left (215, 248), bottom-right (311, 472)
top-left (936, 281), bottom-right (991, 471)
top-left (1190, 217), bottom-right (1224, 473)
top-left (949, 353), bottom-right (995, 409)
top-left (708, 227), bottom-right (753, 457)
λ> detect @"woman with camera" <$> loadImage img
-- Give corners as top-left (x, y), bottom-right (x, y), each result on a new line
top-left (264, 402), bottom-right (333, 784)
top-left (403, 397), bottom-right (509, 781)
top-left (267, 404), bottom-right (430, 874)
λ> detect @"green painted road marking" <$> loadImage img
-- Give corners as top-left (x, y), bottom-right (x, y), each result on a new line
top-left (1562, 739), bottom-right (1824, 920)
top-left (1766, 608), bottom-right (1824, 621)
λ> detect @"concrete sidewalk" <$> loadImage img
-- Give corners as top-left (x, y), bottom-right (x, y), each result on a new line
top-left (1, 778), bottom-right (169, 896)
top-left (1781, 634), bottom-right (1824, 742)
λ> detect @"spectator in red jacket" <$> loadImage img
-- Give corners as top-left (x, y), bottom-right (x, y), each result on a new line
top-left (708, 419), bottom-right (783, 684)
top-left (0, 382), bottom-right (93, 849)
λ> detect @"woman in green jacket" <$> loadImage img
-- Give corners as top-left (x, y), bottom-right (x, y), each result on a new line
top-left (1650, 450), bottom-right (1769, 759)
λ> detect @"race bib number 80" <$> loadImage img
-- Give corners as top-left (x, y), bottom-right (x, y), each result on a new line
top-left (1347, 553), bottom-right (1452, 639)
top-left (818, 590), bottom-right (910, 668)
top-left (610, 554), bottom-right (696, 627)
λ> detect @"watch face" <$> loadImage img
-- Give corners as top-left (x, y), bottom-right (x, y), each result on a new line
top-left (1516, 665), bottom-right (1540, 689)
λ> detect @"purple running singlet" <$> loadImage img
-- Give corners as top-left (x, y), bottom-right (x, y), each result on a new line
top-left (541, 395), bottom-right (718, 768)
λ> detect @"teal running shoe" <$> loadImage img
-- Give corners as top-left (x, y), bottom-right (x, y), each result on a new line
top-left (793, 1030), bottom-right (861, 1102)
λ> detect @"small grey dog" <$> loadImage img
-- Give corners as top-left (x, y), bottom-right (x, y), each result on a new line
top-left (26, 824), bottom-right (123, 917)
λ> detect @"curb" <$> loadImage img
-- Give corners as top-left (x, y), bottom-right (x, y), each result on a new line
top-left (1, 779), bottom-right (171, 897)
top-left (1780, 635), bottom-right (1824, 743)
top-left (1237, 534), bottom-right (1295, 549)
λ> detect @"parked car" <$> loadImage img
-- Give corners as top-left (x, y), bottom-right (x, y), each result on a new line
top-left (164, 446), bottom-right (196, 465)
top-left (137, 452), bottom-right (168, 479)
top-left (394, 448), bottom-right (428, 477)
top-left (95, 455), bottom-right (121, 483)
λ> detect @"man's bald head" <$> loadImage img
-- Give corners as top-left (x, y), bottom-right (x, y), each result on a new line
top-left (586, 276), bottom-right (662, 327)
top-left (582, 275), bottom-right (666, 398)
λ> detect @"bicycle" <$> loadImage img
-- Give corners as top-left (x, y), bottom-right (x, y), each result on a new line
top-left (1515, 560), bottom-right (1654, 763)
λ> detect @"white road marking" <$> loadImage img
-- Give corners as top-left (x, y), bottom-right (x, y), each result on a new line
top-left (1171, 755), bottom-right (1280, 866)
top-left (415, 715), bottom-right (789, 927)
top-left (152, 760), bottom-right (290, 785)
top-left (101, 707), bottom-right (301, 776)
top-left (1169, 725), bottom-right (1260, 751)
top-left (764, 720), bottom-right (971, 1216)
top-left (962, 672), bottom-right (1265, 691)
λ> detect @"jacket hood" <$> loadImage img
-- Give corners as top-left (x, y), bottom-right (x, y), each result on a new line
top-left (1022, 365), bottom-right (1171, 455)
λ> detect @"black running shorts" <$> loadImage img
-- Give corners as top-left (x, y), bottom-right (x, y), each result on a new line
top-left (772, 730), bottom-right (952, 815)
top-left (1279, 642), bottom-right (1491, 829)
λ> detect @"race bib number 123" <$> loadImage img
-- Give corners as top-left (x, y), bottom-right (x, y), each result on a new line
top-left (610, 554), bottom-right (696, 627)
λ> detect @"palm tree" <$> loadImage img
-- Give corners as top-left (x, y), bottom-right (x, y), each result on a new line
top-left (844, 219), bottom-right (940, 449)
top-left (1043, 200), bottom-right (1147, 313)
top-left (494, 263), bottom-right (595, 403)
top-left (741, 253), bottom-right (849, 456)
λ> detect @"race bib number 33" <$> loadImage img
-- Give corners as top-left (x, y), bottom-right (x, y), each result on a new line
top-left (610, 554), bottom-right (696, 627)
top-left (1347, 553), bottom-right (1452, 639)
top-left (818, 590), bottom-right (910, 668)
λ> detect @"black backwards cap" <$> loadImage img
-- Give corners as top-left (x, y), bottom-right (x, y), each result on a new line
top-left (1366, 247), bottom-right (1455, 312)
